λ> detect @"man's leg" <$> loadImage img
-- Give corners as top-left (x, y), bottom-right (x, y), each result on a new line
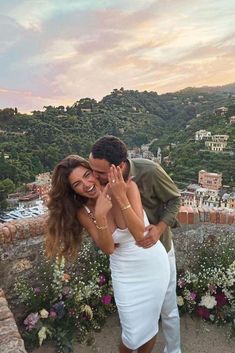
top-left (161, 243), bottom-right (181, 353)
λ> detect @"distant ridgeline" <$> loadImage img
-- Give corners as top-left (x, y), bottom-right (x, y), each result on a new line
top-left (0, 85), bottom-right (235, 195)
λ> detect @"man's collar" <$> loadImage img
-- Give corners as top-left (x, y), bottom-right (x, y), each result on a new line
top-left (126, 158), bottom-right (136, 179)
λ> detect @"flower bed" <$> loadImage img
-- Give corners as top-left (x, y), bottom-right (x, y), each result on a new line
top-left (14, 228), bottom-right (235, 353)
top-left (15, 239), bottom-right (115, 353)
top-left (176, 230), bottom-right (235, 338)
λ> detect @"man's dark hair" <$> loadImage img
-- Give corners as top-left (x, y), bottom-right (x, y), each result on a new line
top-left (91, 135), bottom-right (128, 165)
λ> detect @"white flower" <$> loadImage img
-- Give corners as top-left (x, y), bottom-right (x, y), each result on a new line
top-left (39, 309), bottom-right (49, 319)
top-left (200, 294), bottom-right (217, 309)
top-left (81, 304), bottom-right (93, 320)
top-left (38, 326), bottom-right (52, 346)
top-left (177, 296), bottom-right (184, 306)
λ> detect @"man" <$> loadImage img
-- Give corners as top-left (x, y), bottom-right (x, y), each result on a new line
top-left (89, 135), bottom-right (181, 353)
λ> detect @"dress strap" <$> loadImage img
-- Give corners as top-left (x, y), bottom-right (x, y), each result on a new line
top-left (83, 205), bottom-right (97, 225)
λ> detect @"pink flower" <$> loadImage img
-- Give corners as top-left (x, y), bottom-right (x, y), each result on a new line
top-left (190, 292), bottom-right (197, 301)
top-left (196, 306), bottom-right (210, 320)
top-left (99, 274), bottom-right (107, 285)
top-left (24, 312), bottom-right (40, 330)
top-left (178, 278), bottom-right (186, 288)
top-left (215, 292), bottom-right (229, 307)
top-left (34, 287), bottom-right (41, 294)
top-left (208, 284), bottom-right (217, 294)
top-left (101, 294), bottom-right (112, 305)
top-left (49, 309), bottom-right (57, 318)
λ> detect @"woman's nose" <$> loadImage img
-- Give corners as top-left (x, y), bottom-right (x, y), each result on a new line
top-left (83, 179), bottom-right (91, 188)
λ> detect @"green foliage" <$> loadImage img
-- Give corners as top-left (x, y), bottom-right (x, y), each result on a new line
top-left (0, 178), bottom-right (15, 212)
top-left (0, 86), bottom-right (235, 188)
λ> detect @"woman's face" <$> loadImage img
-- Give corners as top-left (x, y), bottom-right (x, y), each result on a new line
top-left (68, 166), bottom-right (101, 198)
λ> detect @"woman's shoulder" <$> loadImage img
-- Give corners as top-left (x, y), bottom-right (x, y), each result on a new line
top-left (126, 179), bottom-right (140, 197)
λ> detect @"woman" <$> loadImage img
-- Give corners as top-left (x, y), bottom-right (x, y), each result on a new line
top-left (46, 155), bottom-right (170, 353)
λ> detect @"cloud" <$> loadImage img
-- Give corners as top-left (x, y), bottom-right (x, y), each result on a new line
top-left (0, 0), bottom-right (235, 112)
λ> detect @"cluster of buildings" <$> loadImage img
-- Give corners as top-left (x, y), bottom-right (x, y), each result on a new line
top-left (195, 107), bottom-right (235, 152)
top-left (0, 173), bottom-right (51, 222)
top-left (181, 170), bottom-right (235, 209)
top-left (195, 130), bottom-right (230, 152)
top-left (128, 140), bottom-right (163, 165)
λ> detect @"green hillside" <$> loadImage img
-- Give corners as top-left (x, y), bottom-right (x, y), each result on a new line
top-left (0, 85), bottom-right (235, 205)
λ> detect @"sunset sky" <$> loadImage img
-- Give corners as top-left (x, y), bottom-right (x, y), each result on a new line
top-left (1, 0), bottom-right (235, 113)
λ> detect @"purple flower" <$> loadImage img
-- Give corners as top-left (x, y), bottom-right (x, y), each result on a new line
top-left (178, 278), bottom-right (186, 288)
top-left (99, 274), bottom-right (107, 286)
top-left (49, 309), bottom-right (57, 318)
top-left (190, 292), bottom-right (197, 301)
top-left (215, 292), bottom-right (229, 307)
top-left (101, 294), bottom-right (112, 305)
top-left (52, 301), bottom-right (65, 319)
top-left (196, 306), bottom-right (210, 320)
top-left (24, 312), bottom-right (39, 330)
top-left (34, 287), bottom-right (41, 294)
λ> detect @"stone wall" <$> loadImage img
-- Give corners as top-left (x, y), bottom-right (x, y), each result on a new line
top-left (0, 288), bottom-right (27, 353)
top-left (0, 215), bottom-right (47, 301)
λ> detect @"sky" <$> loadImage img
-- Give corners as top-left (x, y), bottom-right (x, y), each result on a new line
top-left (0, 0), bottom-right (235, 113)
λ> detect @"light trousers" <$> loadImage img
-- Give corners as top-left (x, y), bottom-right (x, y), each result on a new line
top-left (161, 244), bottom-right (181, 353)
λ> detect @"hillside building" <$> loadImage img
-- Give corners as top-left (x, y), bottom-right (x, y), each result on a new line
top-left (215, 106), bottom-right (228, 116)
top-left (195, 130), bottom-right (211, 141)
top-left (205, 134), bottom-right (229, 152)
top-left (198, 170), bottom-right (222, 190)
top-left (229, 116), bottom-right (235, 124)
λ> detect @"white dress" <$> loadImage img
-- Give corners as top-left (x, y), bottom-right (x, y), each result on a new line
top-left (83, 206), bottom-right (170, 350)
top-left (110, 212), bottom-right (170, 350)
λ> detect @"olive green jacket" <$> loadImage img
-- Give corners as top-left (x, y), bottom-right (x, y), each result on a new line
top-left (128, 158), bottom-right (180, 252)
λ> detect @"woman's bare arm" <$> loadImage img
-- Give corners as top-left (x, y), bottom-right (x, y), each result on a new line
top-left (78, 207), bottom-right (115, 255)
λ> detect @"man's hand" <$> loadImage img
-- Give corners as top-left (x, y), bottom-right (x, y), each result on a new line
top-left (136, 221), bottom-right (167, 248)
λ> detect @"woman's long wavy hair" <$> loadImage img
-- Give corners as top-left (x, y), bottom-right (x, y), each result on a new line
top-left (46, 155), bottom-right (90, 261)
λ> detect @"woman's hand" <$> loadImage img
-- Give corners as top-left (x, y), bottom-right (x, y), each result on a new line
top-left (108, 165), bottom-right (130, 203)
top-left (95, 184), bottom-right (112, 218)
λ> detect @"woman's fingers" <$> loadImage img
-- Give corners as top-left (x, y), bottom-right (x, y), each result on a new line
top-left (102, 183), bottom-right (110, 197)
top-left (109, 165), bottom-right (116, 183)
top-left (116, 165), bottom-right (124, 181)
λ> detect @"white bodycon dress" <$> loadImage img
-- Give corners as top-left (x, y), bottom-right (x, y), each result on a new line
top-left (110, 211), bottom-right (170, 350)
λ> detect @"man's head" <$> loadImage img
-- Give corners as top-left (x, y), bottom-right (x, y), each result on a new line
top-left (89, 135), bottom-right (128, 185)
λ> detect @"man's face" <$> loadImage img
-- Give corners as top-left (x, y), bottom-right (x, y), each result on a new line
top-left (88, 153), bottom-right (111, 185)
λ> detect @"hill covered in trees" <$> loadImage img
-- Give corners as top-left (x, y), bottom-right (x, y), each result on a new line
top-left (0, 84), bottom-right (235, 208)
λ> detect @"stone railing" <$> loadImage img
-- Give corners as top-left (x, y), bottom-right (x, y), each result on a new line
top-left (0, 216), bottom-right (47, 353)
top-left (0, 288), bottom-right (27, 353)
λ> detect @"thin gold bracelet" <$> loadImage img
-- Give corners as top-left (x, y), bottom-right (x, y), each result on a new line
top-left (96, 224), bottom-right (108, 230)
top-left (121, 204), bottom-right (131, 211)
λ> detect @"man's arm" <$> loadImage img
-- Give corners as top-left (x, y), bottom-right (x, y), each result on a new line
top-left (137, 163), bottom-right (180, 248)
top-left (152, 163), bottom-right (180, 227)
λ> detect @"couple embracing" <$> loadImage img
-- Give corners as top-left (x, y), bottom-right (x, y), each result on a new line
top-left (46, 135), bottom-right (181, 353)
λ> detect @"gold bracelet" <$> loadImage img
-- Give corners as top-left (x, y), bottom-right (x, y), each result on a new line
top-left (121, 204), bottom-right (131, 211)
top-left (96, 224), bottom-right (108, 230)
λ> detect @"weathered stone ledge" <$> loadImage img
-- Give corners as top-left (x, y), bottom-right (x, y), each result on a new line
top-left (0, 207), bottom-right (234, 245)
top-left (0, 215), bottom-right (47, 244)
top-left (0, 288), bottom-right (27, 353)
